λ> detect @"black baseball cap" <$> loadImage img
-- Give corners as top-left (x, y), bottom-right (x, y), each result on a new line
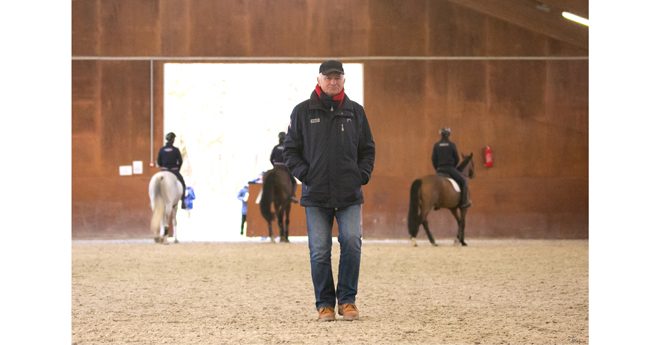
top-left (319, 60), bottom-right (344, 75)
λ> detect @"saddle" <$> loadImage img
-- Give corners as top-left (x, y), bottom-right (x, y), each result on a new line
top-left (435, 172), bottom-right (461, 193)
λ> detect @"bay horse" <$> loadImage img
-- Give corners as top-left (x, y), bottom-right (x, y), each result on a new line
top-left (408, 153), bottom-right (475, 247)
top-left (149, 171), bottom-right (183, 245)
top-left (259, 166), bottom-right (297, 243)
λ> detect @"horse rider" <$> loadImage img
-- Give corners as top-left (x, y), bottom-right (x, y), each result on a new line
top-left (270, 131), bottom-right (298, 203)
top-left (157, 132), bottom-right (187, 209)
top-left (432, 127), bottom-right (472, 208)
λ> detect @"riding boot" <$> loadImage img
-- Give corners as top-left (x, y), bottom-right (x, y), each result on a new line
top-left (181, 195), bottom-right (187, 209)
top-left (461, 184), bottom-right (472, 208)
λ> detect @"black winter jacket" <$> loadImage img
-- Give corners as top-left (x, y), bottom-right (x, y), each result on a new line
top-left (157, 143), bottom-right (183, 170)
top-left (283, 90), bottom-right (376, 208)
top-left (432, 138), bottom-right (459, 170)
top-left (270, 144), bottom-right (284, 165)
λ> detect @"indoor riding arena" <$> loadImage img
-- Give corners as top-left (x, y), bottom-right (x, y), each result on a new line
top-left (71, 1), bottom-right (591, 344)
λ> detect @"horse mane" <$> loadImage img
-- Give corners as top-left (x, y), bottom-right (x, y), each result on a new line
top-left (456, 154), bottom-right (473, 171)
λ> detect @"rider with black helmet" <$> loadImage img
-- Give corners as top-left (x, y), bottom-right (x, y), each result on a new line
top-left (432, 127), bottom-right (472, 208)
top-left (270, 131), bottom-right (298, 203)
top-left (157, 132), bottom-right (187, 209)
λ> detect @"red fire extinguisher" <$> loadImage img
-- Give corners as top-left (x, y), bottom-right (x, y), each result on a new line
top-left (483, 146), bottom-right (493, 168)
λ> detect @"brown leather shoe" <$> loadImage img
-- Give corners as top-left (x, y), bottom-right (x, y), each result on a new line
top-left (338, 303), bottom-right (359, 320)
top-left (318, 306), bottom-right (335, 322)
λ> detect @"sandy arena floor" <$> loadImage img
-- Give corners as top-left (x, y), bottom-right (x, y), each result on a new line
top-left (72, 239), bottom-right (588, 344)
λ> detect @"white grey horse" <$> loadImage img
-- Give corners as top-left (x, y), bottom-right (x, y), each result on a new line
top-left (149, 171), bottom-right (183, 244)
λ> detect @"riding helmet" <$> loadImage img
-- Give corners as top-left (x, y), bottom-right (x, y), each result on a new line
top-left (166, 132), bottom-right (176, 142)
top-left (440, 127), bottom-right (451, 135)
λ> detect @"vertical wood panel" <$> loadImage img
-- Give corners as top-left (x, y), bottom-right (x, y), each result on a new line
top-left (160, 0), bottom-right (190, 56)
top-left (97, 61), bottom-right (152, 190)
top-left (368, 0), bottom-right (428, 56)
top-left (247, 0), bottom-right (310, 56)
top-left (429, 0), bottom-right (488, 56)
top-left (72, 60), bottom-right (99, 134)
top-left (99, 0), bottom-right (160, 56)
top-left (72, 0), bottom-right (100, 56)
top-left (306, 0), bottom-right (370, 57)
top-left (188, 0), bottom-right (249, 56)
top-left (486, 18), bottom-right (548, 56)
top-left (73, 60), bottom-right (155, 237)
top-left (547, 37), bottom-right (588, 56)
top-left (546, 60), bottom-right (589, 177)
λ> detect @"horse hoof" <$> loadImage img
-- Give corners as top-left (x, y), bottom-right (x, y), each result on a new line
top-left (461, 242), bottom-right (467, 247)
top-left (174, 239), bottom-right (179, 244)
top-left (154, 237), bottom-right (160, 243)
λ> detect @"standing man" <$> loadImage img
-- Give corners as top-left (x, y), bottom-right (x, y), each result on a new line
top-left (432, 127), bottom-right (471, 208)
top-left (270, 131), bottom-right (298, 203)
top-left (283, 60), bottom-right (376, 322)
top-left (157, 132), bottom-right (187, 209)
top-left (237, 185), bottom-right (249, 235)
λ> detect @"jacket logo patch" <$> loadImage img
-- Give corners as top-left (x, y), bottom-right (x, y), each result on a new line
top-left (165, 148), bottom-right (173, 151)
top-left (439, 143), bottom-right (449, 147)
top-left (310, 118), bottom-right (320, 123)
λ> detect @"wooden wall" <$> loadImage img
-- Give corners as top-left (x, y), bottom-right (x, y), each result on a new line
top-left (72, 0), bottom-right (588, 239)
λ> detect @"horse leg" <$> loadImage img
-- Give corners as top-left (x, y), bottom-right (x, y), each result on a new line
top-left (161, 210), bottom-right (171, 245)
top-left (156, 222), bottom-right (163, 243)
top-left (282, 202), bottom-right (291, 243)
top-left (268, 220), bottom-right (275, 243)
top-left (422, 219), bottom-right (437, 246)
top-left (276, 204), bottom-right (286, 243)
top-left (458, 208), bottom-right (468, 246)
top-left (450, 208), bottom-right (461, 246)
top-left (172, 205), bottom-right (179, 244)
top-left (419, 205), bottom-right (437, 246)
top-left (450, 208), bottom-right (468, 246)
top-left (162, 226), bottom-right (169, 245)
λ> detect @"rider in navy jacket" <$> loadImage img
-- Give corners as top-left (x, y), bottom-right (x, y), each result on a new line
top-left (282, 88), bottom-right (376, 209)
top-left (157, 132), bottom-right (187, 209)
top-left (270, 131), bottom-right (299, 203)
top-left (432, 127), bottom-right (471, 208)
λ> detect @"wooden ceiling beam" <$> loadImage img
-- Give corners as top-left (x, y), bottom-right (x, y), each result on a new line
top-left (446, 0), bottom-right (588, 50)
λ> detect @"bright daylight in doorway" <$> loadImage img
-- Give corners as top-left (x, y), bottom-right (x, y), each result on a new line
top-left (164, 63), bottom-right (364, 241)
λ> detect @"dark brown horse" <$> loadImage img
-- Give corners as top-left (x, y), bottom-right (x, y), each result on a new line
top-left (408, 153), bottom-right (475, 247)
top-left (259, 166), bottom-right (297, 243)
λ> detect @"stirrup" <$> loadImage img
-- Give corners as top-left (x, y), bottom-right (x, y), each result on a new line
top-left (461, 202), bottom-right (472, 208)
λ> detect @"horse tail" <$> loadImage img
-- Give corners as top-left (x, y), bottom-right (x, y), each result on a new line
top-left (260, 172), bottom-right (275, 222)
top-left (150, 176), bottom-right (166, 235)
top-left (408, 179), bottom-right (422, 237)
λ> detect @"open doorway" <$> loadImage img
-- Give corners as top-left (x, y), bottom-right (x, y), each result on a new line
top-left (163, 63), bottom-right (364, 241)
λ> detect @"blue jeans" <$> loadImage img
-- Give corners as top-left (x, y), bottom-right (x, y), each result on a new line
top-left (305, 205), bottom-right (362, 310)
